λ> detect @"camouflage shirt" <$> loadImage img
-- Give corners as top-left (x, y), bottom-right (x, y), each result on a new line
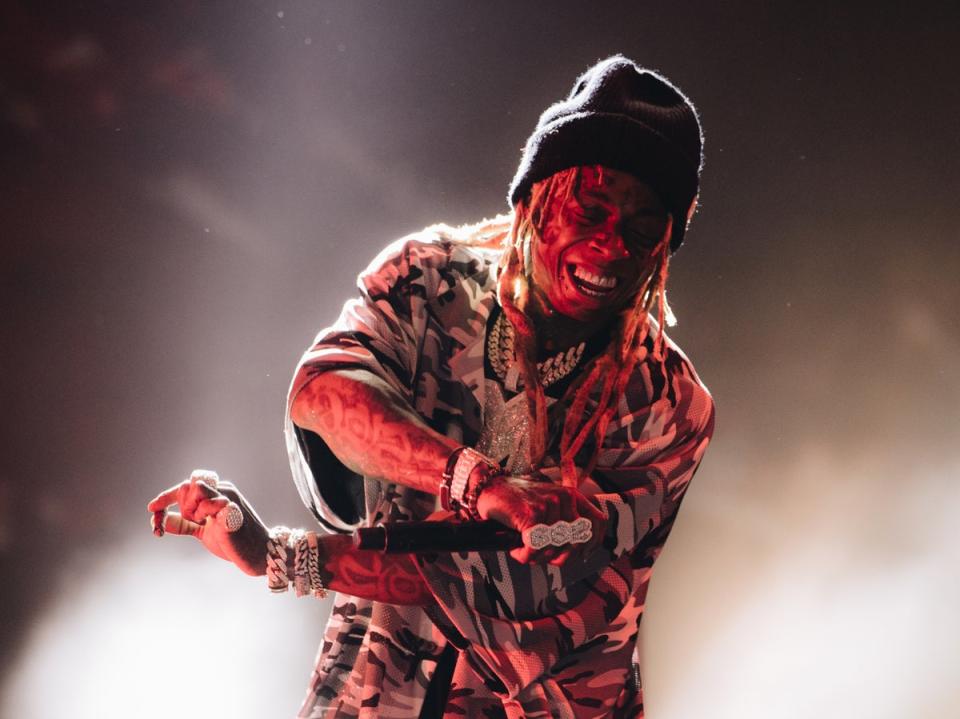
top-left (284, 229), bottom-right (715, 718)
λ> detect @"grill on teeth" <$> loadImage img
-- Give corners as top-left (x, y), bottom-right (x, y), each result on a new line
top-left (573, 267), bottom-right (617, 289)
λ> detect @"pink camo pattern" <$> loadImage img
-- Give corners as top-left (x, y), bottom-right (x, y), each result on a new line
top-left (285, 230), bottom-right (714, 718)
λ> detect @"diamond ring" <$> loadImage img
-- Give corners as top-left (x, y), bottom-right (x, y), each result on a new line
top-left (523, 518), bottom-right (592, 550)
top-left (191, 469), bottom-right (219, 491)
top-left (217, 502), bottom-right (244, 533)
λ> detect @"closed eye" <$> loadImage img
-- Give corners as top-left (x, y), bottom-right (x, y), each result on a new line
top-left (569, 203), bottom-right (607, 225)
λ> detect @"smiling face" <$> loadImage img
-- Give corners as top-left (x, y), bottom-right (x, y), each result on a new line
top-left (528, 165), bottom-right (670, 323)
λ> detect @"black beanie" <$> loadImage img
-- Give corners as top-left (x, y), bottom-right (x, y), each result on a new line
top-left (508, 55), bottom-right (703, 252)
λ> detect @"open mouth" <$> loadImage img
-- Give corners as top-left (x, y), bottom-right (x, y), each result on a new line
top-left (568, 264), bottom-right (618, 298)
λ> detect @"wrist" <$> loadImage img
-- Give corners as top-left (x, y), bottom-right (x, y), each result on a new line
top-left (464, 462), bottom-right (503, 520)
top-left (439, 446), bottom-right (501, 518)
top-left (265, 527), bottom-right (328, 598)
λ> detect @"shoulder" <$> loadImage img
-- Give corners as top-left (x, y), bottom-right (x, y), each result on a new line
top-left (660, 333), bottom-right (715, 439)
top-left (359, 225), bottom-right (502, 302)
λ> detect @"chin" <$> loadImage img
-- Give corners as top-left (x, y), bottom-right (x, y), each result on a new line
top-left (554, 298), bottom-right (614, 323)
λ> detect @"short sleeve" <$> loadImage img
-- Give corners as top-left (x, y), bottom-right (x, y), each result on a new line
top-left (288, 237), bottom-right (438, 404)
top-left (588, 364), bottom-right (715, 558)
top-left (284, 236), bottom-right (441, 531)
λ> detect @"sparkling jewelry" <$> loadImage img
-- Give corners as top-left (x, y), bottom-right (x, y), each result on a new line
top-left (271, 529), bottom-right (327, 599)
top-left (488, 312), bottom-right (586, 392)
top-left (306, 531), bottom-right (327, 599)
top-left (217, 502), bottom-right (244, 533)
top-left (450, 447), bottom-right (497, 516)
top-left (523, 518), bottom-right (592, 550)
top-left (463, 464), bottom-right (498, 520)
top-left (293, 533), bottom-right (307, 597)
top-left (476, 381), bottom-right (534, 475)
top-left (291, 530), bottom-right (311, 597)
top-left (266, 526), bottom-right (292, 592)
top-left (439, 447), bottom-right (466, 511)
top-left (191, 469), bottom-right (219, 491)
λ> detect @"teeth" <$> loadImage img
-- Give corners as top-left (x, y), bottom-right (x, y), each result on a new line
top-left (573, 266), bottom-right (617, 289)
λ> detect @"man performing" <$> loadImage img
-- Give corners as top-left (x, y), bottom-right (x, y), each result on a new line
top-left (149, 55), bottom-right (715, 718)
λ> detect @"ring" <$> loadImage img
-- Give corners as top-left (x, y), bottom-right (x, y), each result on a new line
top-left (191, 469), bottom-right (219, 490)
top-left (217, 502), bottom-right (244, 533)
top-left (523, 518), bottom-right (592, 550)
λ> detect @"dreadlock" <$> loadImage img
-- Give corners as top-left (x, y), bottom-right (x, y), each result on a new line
top-left (492, 166), bottom-right (675, 487)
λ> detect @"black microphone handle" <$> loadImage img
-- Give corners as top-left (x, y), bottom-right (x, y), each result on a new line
top-left (353, 519), bottom-right (523, 554)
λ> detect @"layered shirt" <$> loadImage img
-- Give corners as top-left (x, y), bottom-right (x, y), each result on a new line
top-left (284, 229), bottom-right (714, 718)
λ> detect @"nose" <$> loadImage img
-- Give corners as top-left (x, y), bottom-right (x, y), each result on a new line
top-left (586, 219), bottom-right (630, 261)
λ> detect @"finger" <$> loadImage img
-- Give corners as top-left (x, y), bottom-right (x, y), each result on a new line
top-left (531, 547), bottom-right (563, 565)
top-left (549, 548), bottom-right (573, 566)
top-left (215, 502), bottom-right (245, 533)
top-left (162, 511), bottom-right (203, 538)
top-left (180, 481), bottom-right (217, 521)
top-left (540, 549), bottom-right (563, 565)
top-left (193, 497), bottom-right (230, 524)
top-left (515, 525), bottom-right (556, 564)
top-left (576, 497), bottom-right (607, 553)
top-left (510, 545), bottom-right (534, 564)
top-left (215, 484), bottom-right (268, 529)
top-left (189, 469), bottom-right (219, 489)
top-left (147, 481), bottom-right (190, 512)
top-left (151, 510), bottom-right (166, 537)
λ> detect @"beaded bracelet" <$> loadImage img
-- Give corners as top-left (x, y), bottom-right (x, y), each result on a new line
top-left (463, 463), bottom-right (501, 520)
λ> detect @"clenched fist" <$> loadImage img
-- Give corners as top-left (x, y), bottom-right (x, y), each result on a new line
top-left (475, 474), bottom-right (607, 566)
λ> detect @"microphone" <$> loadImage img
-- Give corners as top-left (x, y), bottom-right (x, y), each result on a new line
top-left (353, 519), bottom-right (523, 554)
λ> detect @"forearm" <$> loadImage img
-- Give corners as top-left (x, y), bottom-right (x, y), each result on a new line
top-left (315, 534), bottom-right (433, 606)
top-left (290, 368), bottom-right (458, 494)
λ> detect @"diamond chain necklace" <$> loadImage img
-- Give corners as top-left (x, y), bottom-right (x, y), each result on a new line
top-left (487, 311), bottom-right (586, 392)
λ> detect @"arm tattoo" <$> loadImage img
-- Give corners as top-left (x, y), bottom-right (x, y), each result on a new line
top-left (291, 369), bottom-right (458, 495)
top-left (317, 535), bottom-right (433, 606)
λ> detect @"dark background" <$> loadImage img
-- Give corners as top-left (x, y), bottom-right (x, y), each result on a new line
top-left (2, 2), bottom-right (958, 717)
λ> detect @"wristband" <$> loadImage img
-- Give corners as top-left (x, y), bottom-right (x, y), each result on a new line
top-left (266, 526), bottom-right (293, 592)
top-left (291, 529), bottom-right (310, 597)
top-left (439, 447), bottom-right (466, 511)
top-left (270, 528), bottom-right (328, 599)
top-left (306, 531), bottom-right (328, 599)
top-left (463, 463), bottom-right (501, 520)
top-left (451, 447), bottom-right (498, 518)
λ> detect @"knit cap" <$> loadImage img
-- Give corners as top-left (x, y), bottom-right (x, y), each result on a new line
top-left (509, 55), bottom-right (703, 252)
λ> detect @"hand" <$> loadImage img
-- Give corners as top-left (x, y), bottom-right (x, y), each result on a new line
top-left (147, 470), bottom-right (270, 576)
top-left (475, 474), bottom-right (607, 566)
